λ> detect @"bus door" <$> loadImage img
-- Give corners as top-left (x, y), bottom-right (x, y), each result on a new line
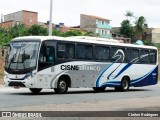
top-left (37, 41), bottom-right (55, 88)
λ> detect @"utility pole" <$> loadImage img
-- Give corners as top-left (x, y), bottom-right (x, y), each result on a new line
top-left (49, 0), bottom-right (53, 36)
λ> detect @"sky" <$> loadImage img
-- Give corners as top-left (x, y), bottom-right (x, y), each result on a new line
top-left (0, 0), bottom-right (160, 28)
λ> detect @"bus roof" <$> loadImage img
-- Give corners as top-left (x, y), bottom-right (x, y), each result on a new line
top-left (13, 36), bottom-right (157, 50)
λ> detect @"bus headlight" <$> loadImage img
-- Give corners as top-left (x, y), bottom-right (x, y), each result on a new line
top-left (26, 72), bottom-right (36, 80)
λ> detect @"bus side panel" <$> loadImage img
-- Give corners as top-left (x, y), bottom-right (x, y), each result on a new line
top-left (68, 63), bottom-right (109, 88)
top-left (131, 66), bottom-right (158, 87)
top-left (96, 63), bottom-right (158, 88)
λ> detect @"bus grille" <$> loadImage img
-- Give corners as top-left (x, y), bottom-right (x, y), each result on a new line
top-left (9, 82), bottom-right (26, 87)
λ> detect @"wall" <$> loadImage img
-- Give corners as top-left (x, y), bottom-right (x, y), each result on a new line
top-left (3, 10), bottom-right (38, 27)
top-left (23, 11), bottom-right (38, 26)
top-left (4, 11), bottom-right (23, 22)
top-left (152, 28), bottom-right (160, 43)
top-left (80, 14), bottom-right (97, 33)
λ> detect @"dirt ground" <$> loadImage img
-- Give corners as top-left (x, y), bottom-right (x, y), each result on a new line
top-left (0, 56), bottom-right (4, 85)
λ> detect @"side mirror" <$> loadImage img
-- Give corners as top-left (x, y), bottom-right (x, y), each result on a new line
top-left (1, 44), bottom-right (10, 57)
top-left (2, 49), bottom-right (4, 57)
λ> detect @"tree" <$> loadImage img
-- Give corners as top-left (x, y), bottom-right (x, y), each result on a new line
top-left (52, 29), bottom-right (62, 36)
top-left (28, 24), bottom-right (48, 36)
top-left (134, 16), bottom-right (148, 40)
top-left (62, 30), bottom-right (83, 37)
top-left (124, 10), bottom-right (134, 22)
top-left (8, 23), bottom-right (29, 38)
top-left (0, 27), bottom-right (11, 45)
top-left (120, 20), bottom-right (133, 38)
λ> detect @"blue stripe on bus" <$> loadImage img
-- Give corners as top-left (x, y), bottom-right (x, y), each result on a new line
top-left (100, 81), bottom-right (121, 87)
top-left (107, 63), bottom-right (122, 80)
top-left (96, 63), bottom-right (113, 87)
top-left (98, 65), bottom-right (158, 88)
top-left (131, 66), bottom-right (158, 86)
top-left (113, 63), bottom-right (132, 79)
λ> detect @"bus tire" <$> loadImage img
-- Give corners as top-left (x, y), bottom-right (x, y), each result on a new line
top-left (29, 88), bottom-right (42, 94)
top-left (121, 77), bottom-right (130, 91)
top-left (115, 77), bottom-right (130, 92)
top-left (93, 87), bottom-right (106, 92)
top-left (54, 79), bottom-right (68, 94)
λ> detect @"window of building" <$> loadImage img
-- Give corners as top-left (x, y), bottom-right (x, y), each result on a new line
top-left (99, 30), bottom-right (101, 34)
top-left (96, 19), bottom-right (99, 25)
top-left (102, 30), bottom-right (104, 34)
top-left (96, 28), bottom-right (99, 33)
top-left (102, 21), bottom-right (104, 25)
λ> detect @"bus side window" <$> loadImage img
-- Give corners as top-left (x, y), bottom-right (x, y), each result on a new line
top-left (150, 51), bottom-right (156, 64)
top-left (65, 44), bottom-right (75, 59)
top-left (76, 44), bottom-right (93, 60)
top-left (95, 46), bottom-right (110, 61)
top-left (57, 43), bottom-right (75, 60)
top-left (38, 41), bottom-right (55, 71)
top-left (86, 45), bottom-right (93, 60)
top-left (140, 50), bottom-right (149, 64)
top-left (127, 49), bottom-right (139, 63)
top-left (39, 45), bottom-right (46, 62)
top-left (57, 43), bottom-right (65, 59)
top-left (46, 46), bottom-right (55, 62)
top-left (76, 44), bottom-right (85, 60)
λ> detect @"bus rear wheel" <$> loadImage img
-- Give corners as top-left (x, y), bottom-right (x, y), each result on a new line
top-left (29, 88), bottom-right (42, 94)
top-left (54, 79), bottom-right (68, 94)
top-left (93, 87), bottom-right (106, 92)
top-left (115, 77), bottom-right (130, 92)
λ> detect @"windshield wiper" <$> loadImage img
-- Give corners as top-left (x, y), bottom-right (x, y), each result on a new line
top-left (8, 48), bottom-right (18, 69)
top-left (22, 50), bottom-right (26, 70)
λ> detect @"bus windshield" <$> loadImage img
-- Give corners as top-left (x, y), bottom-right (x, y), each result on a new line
top-left (5, 41), bottom-right (40, 74)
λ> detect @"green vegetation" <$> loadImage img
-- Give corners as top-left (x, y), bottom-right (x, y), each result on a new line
top-left (120, 20), bottom-right (133, 38)
top-left (28, 24), bottom-right (48, 36)
top-left (0, 24), bottom-right (93, 46)
top-left (52, 29), bottom-right (94, 37)
top-left (120, 11), bottom-right (151, 45)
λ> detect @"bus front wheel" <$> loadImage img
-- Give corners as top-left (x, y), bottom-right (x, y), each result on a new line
top-left (54, 79), bottom-right (68, 94)
top-left (29, 88), bottom-right (42, 94)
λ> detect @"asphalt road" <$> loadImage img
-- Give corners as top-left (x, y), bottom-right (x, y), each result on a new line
top-left (0, 83), bottom-right (160, 112)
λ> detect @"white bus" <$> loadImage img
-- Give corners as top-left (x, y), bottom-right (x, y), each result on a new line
top-left (3, 36), bottom-right (158, 94)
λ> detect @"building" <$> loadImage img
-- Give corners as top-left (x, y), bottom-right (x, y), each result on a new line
top-left (80, 14), bottom-right (112, 39)
top-left (112, 27), bottom-right (160, 44)
top-left (112, 33), bottom-right (131, 43)
top-left (0, 10), bottom-right (38, 28)
top-left (148, 28), bottom-right (160, 44)
top-left (53, 23), bottom-right (82, 33)
top-left (0, 10), bottom-right (82, 33)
